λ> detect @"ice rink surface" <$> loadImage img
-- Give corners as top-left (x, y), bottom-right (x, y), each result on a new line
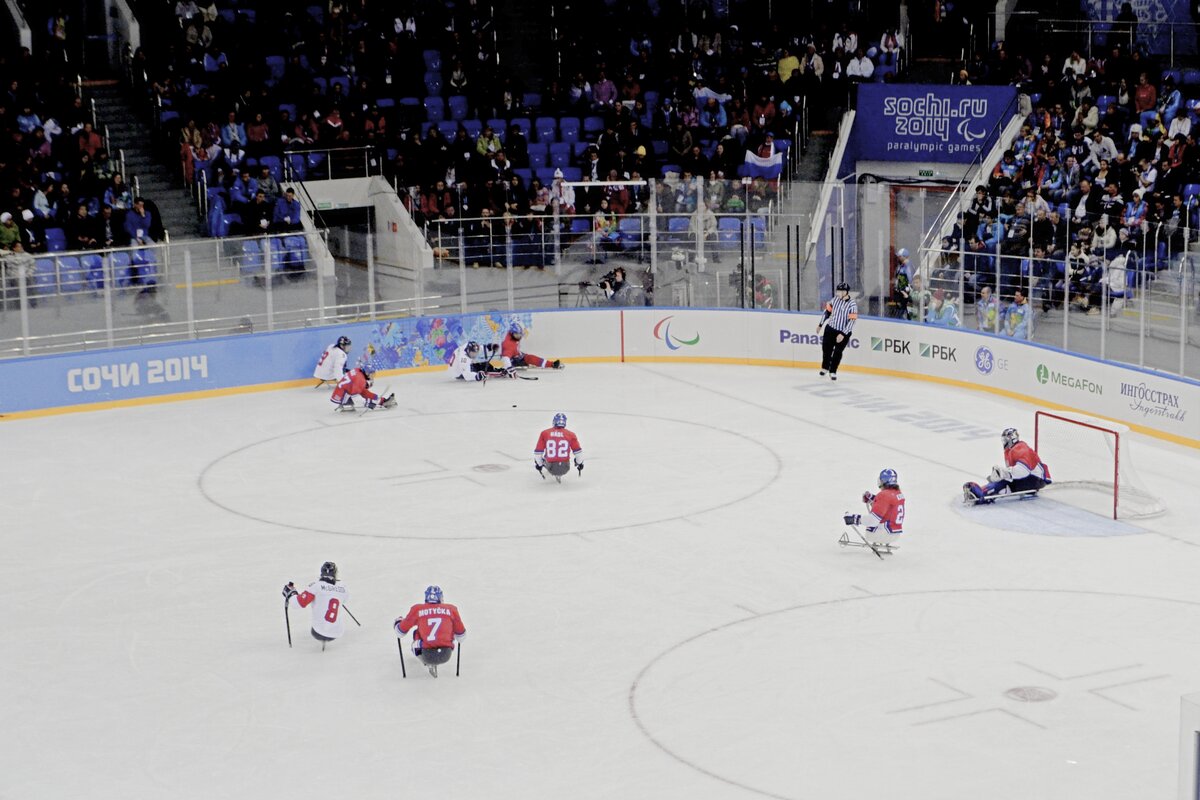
top-left (4, 362), bottom-right (1200, 799)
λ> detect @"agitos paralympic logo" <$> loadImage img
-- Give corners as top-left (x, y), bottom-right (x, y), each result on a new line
top-left (653, 316), bottom-right (700, 350)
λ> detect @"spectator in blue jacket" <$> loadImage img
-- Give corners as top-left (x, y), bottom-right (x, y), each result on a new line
top-left (272, 187), bottom-right (303, 232)
top-left (123, 197), bottom-right (155, 245)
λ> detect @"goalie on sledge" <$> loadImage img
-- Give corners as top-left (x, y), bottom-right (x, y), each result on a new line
top-left (840, 468), bottom-right (905, 555)
top-left (963, 427), bottom-right (1052, 504)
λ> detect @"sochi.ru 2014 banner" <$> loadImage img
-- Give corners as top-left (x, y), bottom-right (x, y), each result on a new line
top-left (852, 84), bottom-right (1017, 163)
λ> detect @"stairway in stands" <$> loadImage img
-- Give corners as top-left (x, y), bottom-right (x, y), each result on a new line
top-left (87, 80), bottom-right (205, 240)
top-left (492, 0), bottom-right (556, 93)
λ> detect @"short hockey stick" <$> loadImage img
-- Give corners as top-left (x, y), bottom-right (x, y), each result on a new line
top-left (284, 599), bottom-right (293, 647)
top-left (456, 642), bottom-right (461, 677)
top-left (397, 638), bottom-right (407, 678)
top-left (849, 524), bottom-right (885, 560)
top-left (343, 605), bottom-right (362, 626)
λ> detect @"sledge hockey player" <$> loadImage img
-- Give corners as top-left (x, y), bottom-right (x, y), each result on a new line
top-left (313, 335), bottom-right (352, 385)
top-left (841, 468), bottom-right (905, 554)
top-left (534, 412), bottom-right (584, 482)
top-left (448, 340), bottom-right (490, 382)
top-left (330, 363), bottom-right (395, 411)
top-left (963, 427), bottom-right (1052, 503)
top-left (283, 562), bottom-right (351, 649)
top-left (500, 322), bottom-right (564, 372)
top-left (394, 585), bottom-right (466, 678)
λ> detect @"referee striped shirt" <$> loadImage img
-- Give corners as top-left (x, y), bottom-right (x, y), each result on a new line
top-left (823, 295), bottom-right (858, 334)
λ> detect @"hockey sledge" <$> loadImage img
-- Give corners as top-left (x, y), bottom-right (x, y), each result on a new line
top-left (837, 525), bottom-right (897, 559)
top-left (962, 488), bottom-right (1040, 506)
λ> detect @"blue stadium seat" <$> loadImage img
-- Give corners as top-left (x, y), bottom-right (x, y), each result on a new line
top-left (312, 76), bottom-right (327, 95)
top-left (509, 117), bottom-right (531, 139)
top-left (573, 142), bottom-right (591, 159)
top-left (58, 256), bottom-right (84, 292)
top-left (569, 217), bottom-right (591, 234)
top-left (45, 227), bottom-right (67, 252)
top-left (559, 117), bottom-right (581, 144)
top-left (133, 249), bottom-right (158, 285)
top-left (560, 167), bottom-right (581, 182)
top-left (329, 76), bottom-right (350, 95)
top-left (288, 153), bottom-right (307, 180)
top-left (423, 50), bottom-right (442, 72)
top-left (448, 95), bottom-right (469, 121)
top-left (514, 167), bottom-right (533, 185)
top-left (425, 97), bottom-right (445, 123)
top-left (110, 251), bottom-right (133, 286)
top-left (241, 240), bottom-right (263, 276)
top-left (32, 258), bottom-right (57, 295)
top-left (549, 143), bottom-right (572, 170)
top-left (283, 236), bottom-right (309, 271)
top-left (583, 116), bottom-right (605, 137)
top-left (277, 103), bottom-right (297, 120)
top-left (438, 119), bottom-right (458, 139)
top-left (663, 216), bottom-right (691, 242)
top-left (523, 92), bottom-right (542, 110)
top-left (265, 55), bottom-right (286, 81)
top-left (82, 254), bottom-right (104, 289)
top-left (536, 167), bottom-right (558, 185)
top-left (717, 216), bottom-right (742, 231)
top-left (1183, 183), bottom-right (1200, 202)
top-left (534, 116), bottom-right (558, 144)
top-left (259, 155), bottom-right (283, 182)
top-left (424, 71), bottom-right (443, 97)
top-left (617, 217), bottom-right (643, 250)
top-left (462, 119), bottom-right (483, 139)
top-left (376, 97), bottom-right (395, 108)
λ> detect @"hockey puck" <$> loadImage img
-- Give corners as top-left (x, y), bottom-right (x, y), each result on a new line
top-left (512, 404), bottom-right (517, 408)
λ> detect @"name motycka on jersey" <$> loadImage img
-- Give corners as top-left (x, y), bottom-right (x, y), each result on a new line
top-left (418, 606), bottom-right (456, 618)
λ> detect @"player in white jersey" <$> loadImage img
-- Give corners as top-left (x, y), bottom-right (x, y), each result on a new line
top-left (314, 335), bottom-right (352, 383)
top-left (447, 340), bottom-right (489, 382)
top-left (283, 561), bottom-right (352, 646)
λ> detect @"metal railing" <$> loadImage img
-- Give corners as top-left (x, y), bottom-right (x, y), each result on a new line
top-left (282, 146), bottom-right (380, 182)
top-left (989, 14), bottom-right (1200, 68)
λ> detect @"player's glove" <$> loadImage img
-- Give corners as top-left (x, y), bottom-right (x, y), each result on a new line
top-left (862, 491), bottom-right (875, 505)
top-left (485, 343), bottom-right (499, 355)
top-left (282, 582), bottom-right (297, 601)
top-left (989, 465), bottom-right (1012, 483)
top-left (843, 513), bottom-right (861, 526)
top-left (575, 460), bottom-right (584, 475)
top-left (394, 620), bottom-right (405, 638)
top-left (535, 462), bottom-right (545, 479)
top-left (505, 367), bottom-right (517, 378)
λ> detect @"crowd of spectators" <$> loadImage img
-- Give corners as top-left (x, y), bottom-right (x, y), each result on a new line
top-left (916, 36), bottom-right (1197, 335)
top-left (126, 0), bottom-right (908, 255)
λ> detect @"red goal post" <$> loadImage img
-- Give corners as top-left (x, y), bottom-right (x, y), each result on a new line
top-left (1034, 410), bottom-right (1120, 520)
top-left (1033, 410), bottom-right (1165, 520)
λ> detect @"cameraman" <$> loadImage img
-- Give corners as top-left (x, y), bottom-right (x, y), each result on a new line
top-left (601, 267), bottom-right (637, 306)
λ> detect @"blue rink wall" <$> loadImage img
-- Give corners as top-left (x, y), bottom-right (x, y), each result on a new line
top-left (1, 309), bottom-right (1196, 449)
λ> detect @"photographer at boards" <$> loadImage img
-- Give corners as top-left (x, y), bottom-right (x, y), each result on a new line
top-left (600, 267), bottom-right (640, 306)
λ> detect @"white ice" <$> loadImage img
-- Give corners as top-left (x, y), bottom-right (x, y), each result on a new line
top-left (4, 363), bottom-right (1199, 799)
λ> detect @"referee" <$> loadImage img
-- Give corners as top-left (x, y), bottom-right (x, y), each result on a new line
top-left (816, 281), bottom-right (857, 380)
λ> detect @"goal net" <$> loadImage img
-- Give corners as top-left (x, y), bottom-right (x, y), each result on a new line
top-left (1033, 410), bottom-right (1166, 520)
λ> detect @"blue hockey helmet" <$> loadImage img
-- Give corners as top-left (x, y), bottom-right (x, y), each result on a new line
top-left (360, 363), bottom-right (376, 378)
top-left (553, 412), bottom-right (567, 428)
top-left (320, 561), bottom-right (338, 583)
top-left (425, 585), bottom-right (443, 604)
top-left (509, 322), bottom-right (524, 339)
top-left (878, 468), bottom-right (898, 488)
top-left (1002, 427), bottom-right (1020, 449)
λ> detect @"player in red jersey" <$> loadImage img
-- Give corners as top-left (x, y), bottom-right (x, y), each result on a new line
top-left (534, 412), bottom-right (584, 482)
top-left (497, 322), bottom-right (564, 373)
top-left (844, 467), bottom-right (905, 548)
top-left (329, 363), bottom-right (395, 411)
top-left (394, 585), bottom-right (466, 677)
top-left (964, 427), bottom-right (1053, 502)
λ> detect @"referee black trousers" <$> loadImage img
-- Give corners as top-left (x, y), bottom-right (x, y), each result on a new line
top-left (821, 326), bottom-right (851, 374)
